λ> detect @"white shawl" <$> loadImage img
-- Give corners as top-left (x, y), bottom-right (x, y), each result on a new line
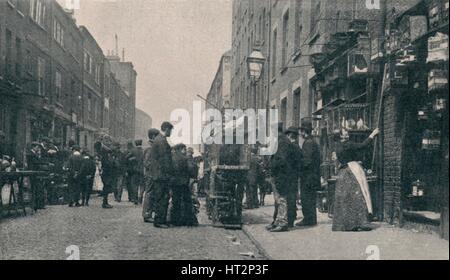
top-left (347, 161), bottom-right (373, 214)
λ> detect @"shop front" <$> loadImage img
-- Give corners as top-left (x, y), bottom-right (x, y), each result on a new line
top-left (383, 0), bottom-right (449, 239)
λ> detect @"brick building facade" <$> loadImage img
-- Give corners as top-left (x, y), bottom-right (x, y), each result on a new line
top-left (207, 50), bottom-right (232, 110)
top-left (0, 0), bottom-right (138, 163)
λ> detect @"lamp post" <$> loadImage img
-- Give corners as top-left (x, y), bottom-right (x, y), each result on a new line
top-left (247, 48), bottom-right (265, 110)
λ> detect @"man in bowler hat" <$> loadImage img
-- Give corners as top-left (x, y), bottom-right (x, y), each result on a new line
top-left (296, 118), bottom-right (320, 227)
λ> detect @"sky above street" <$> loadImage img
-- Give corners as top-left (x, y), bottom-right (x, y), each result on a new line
top-left (73, 0), bottom-right (232, 129)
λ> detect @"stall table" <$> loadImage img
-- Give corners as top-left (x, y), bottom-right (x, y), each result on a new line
top-left (0, 171), bottom-right (48, 217)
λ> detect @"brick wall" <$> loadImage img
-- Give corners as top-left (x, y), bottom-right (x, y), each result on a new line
top-left (382, 92), bottom-right (405, 223)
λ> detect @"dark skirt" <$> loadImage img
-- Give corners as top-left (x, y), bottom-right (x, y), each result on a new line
top-left (170, 185), bottom-right (198, 226)
top-left (332, 167), bottom-right (369, 231)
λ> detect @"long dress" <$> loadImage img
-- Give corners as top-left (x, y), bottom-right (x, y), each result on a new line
top-left (332, 138), bottom-right (373, 232)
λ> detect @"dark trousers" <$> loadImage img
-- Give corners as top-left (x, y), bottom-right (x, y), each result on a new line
top-left (102, 176), bottom-right (114, 205)
top-left (300, 185), bottom-right (317, 225)
top-left (126, 173), bottom-right (140, 203)
top-left (114, 175), bottom-right (124, 202)
top-left (170, 184), bottom-right (198, 226)
top-left (153, 180), bottom-right (170, 225)
top-left (142, 179), bottom-right (155, 219)
top-left (30, 176), bottom-right (46, 210)
top-left (69, 180), bottom-right (81, 205)
top-left (245, 183), bottom-right (259, 209)
top-left (81, 178), bottom-right (94, 205)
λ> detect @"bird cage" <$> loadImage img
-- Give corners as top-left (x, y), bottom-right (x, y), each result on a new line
top-left (348, 50), bottom-right (370, 78)
top-left (428, 69), bottom-right (448, 92)
top-left (427, 32), bottom-right (449, 64)
top-left (337, 103), bottom-right (371, 132)
top-left (348, 35), bottom-right (371, 78)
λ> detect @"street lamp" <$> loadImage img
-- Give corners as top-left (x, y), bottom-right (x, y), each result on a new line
top-left (247, 49), bottom-right (265, 82)
top-left (247, 49), bottom-right (265, 111)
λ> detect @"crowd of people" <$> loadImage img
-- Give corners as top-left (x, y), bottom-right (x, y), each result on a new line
top-left (93, 122), bottom-right (200, 228)
top-left (2, 116), bottom-right (380, 233)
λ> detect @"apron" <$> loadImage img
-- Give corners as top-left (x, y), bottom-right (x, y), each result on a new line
top-left (347, 161), bottom-right (373, 214)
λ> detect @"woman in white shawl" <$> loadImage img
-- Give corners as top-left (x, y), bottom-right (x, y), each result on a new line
top-left (332, 128), bottom-right (379, 232)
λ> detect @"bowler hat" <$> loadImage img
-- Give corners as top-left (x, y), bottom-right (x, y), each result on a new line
top-left (285, 126), bottom-right (299, 135)
top-left (161, 122), bottom-right (174, 131)
top-left (148, 128), bottom-right (160, 139)
top-left (300, 117), bottom-right (313, 131)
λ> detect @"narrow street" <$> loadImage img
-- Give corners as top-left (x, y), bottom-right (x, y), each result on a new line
top-left (0, 195), bottom-right (265, 260)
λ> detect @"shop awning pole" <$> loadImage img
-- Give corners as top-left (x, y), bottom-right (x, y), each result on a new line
top-left (371, 63), bottom-right (388, 171)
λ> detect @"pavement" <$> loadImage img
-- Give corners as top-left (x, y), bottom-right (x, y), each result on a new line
top-left (241, 195), bottom-right (450, 260)
top-left (0, 193), bottom-right (265, 260)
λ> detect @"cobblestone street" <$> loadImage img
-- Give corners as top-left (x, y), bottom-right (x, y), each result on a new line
top-left (0, 194), bottom-right (265, 260)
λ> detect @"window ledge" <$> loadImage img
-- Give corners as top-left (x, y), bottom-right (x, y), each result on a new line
top-left (292, 49), bottom-right (302, 62)
top-left (280, 66), bottom-right (288, 75)
top-left (271, 77), bottom-right (276, 84)
top-left (7, 1), bottom-right (15, 9)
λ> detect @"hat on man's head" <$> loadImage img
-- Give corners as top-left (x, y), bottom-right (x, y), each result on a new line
top-left (161, 122), bottom-right (174, 131)
top-left (173, 143), bottom-right (186, 151)
top-left (285, 126), bottom-right (299, 135)
top-left (31, 141), bottom-right (42, 148)
top-left (72, 145), bottom-right (81, 152)
top-left (148, 128), bottom-right (160, 140)
top-left (135, 139), bottom-right (143, 146)
top-left (300, 117), bottom-right (313, 132)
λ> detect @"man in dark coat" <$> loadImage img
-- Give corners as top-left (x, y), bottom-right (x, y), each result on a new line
top-left (285, 126), bottom-right (303, 228)
top-left (296, 118), bottom-right (320, 227)
top-left (267, 125), bottom-right (301, 232)
top-left (80, 151), bottom-right (96, 206)
top-left (246, 148), bottom-right (262, 209)
top-left (142, 129), bottom-right (160, 222)
top-left (127, 140), bottom-right (144, 205)
top-left (27, 142), bottom-right (47, 210)
top-left (67, 146), bottom-right (83, 207)
top-left (169, 143), bottom-right (198, 226)
top-left (149, 122), bottom-right (174, 228)
top-left (95, 135), bottom-right (115, 209)
top-left (124, 141), bottom-right (136, 203)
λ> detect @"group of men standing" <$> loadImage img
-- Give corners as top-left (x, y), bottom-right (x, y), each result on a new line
top-left (93, 135), bottom-right (145, 209)
top-left (142, 122), bottom-right (199, 228)
top-left (244, 118), bottom-right (321, 233)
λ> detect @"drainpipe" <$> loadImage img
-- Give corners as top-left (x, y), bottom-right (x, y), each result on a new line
top-left (265, 0), bottom-right (272, 133)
